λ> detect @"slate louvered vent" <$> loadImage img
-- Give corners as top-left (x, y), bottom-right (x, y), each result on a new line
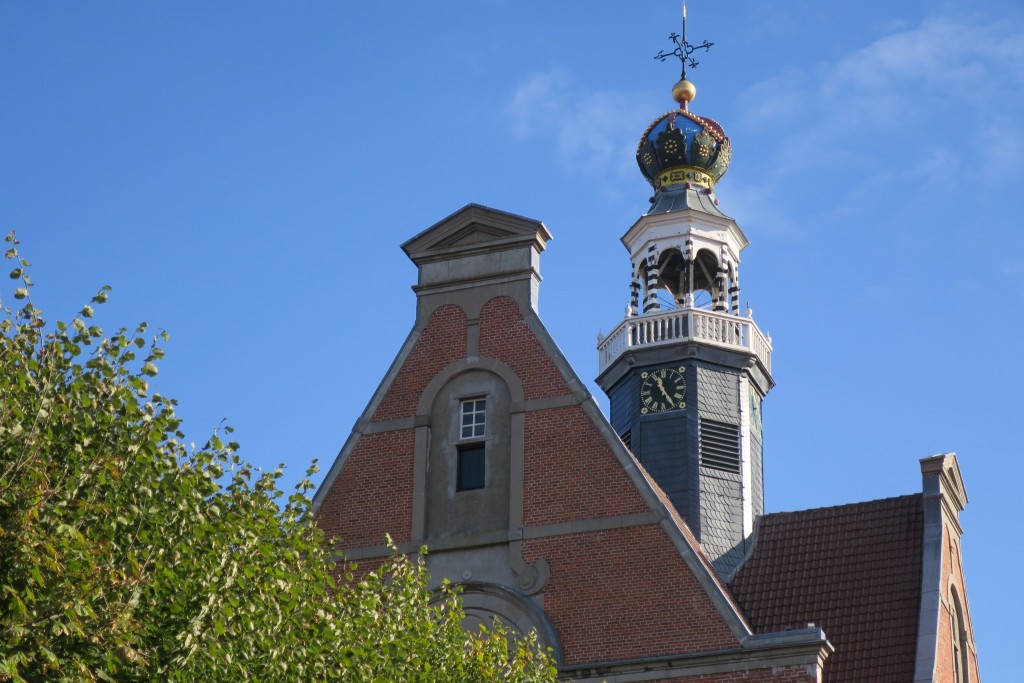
top-left (700, 418), bottom-right (740, 473)
top-left (619, 429), bottom-right (632, 450)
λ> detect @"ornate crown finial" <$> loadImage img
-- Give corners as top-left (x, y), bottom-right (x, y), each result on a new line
top-left (636, 1), bottom-right (731, 192)
top-left (654, 1), bottom-right (713, 108)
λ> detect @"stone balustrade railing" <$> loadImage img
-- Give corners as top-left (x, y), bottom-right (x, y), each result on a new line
top-left (598, 307), bottom-right (772, 374)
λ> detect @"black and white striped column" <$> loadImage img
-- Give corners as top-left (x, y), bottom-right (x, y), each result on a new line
top-left (682, 239), bottom-right (694, 307)
top-left (714, 251), bottom-right (728, 312)
top-left (730, 264), bottom-right (741, 315)
top-left (643, 245), bottom-right (661, 313)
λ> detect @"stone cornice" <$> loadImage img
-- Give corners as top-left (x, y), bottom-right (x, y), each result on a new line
top-left (558, 627), bottom-right (832, 682)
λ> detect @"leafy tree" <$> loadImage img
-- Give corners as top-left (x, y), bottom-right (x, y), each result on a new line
top-left (0, 232), bottom-right (557, 682)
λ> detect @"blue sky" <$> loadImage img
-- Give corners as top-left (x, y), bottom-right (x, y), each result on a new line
top-left (2, 1), bottom-right (1020, 677)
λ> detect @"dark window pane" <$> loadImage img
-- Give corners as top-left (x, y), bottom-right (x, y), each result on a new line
top-left (457, 444), bottom-right (485, 491)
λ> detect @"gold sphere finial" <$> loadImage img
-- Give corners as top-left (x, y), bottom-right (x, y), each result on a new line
top-left (672, 79), bottom-right (697, 106)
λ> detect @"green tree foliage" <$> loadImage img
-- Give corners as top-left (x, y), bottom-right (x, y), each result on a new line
top-left (0, 233), bottom-right (557, 682)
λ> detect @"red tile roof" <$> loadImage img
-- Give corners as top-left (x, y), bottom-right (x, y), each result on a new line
top-left (729, 494), bottom-right (923, 683)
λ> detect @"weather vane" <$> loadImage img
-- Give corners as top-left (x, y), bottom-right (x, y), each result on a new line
top-left (654, 0), bottom-right (713, 81)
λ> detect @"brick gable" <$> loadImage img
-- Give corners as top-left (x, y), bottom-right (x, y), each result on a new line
top-left (315, 287), bottom-right (765, 669)
top-left (479, 296), bottom-right (570, 400)
top-left (523, 405), bottom-right (648, 526)
top-left (524, 524), bottom-right (738, 665)
top-left (315, 429), bottom-right (415, 547)
top-left (373, 304), bottom-right (467, 422)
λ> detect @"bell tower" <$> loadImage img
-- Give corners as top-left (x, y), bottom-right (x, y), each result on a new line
top-left (596, 9), bottom-right (773, 578)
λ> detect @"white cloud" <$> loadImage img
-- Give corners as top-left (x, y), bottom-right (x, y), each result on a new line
top-left (734, 70), bottom-right (806, 123)
top-left (829, 15), bottom-right (1024, 94)
top-left (505, 69), bottom-right (571, 139)
top-left (735, 10), bottom-right (1024, 223)
top-left (504, 10), bottom-right (1024, 219)
top-left (742, 12), bottom-right (1024, 130)
top-left (503, 68), bottom-right (652, 188)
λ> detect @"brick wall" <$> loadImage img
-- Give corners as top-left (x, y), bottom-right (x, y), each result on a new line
top-left (936, 522), bottom-right (981, 683)
top-left (479, 296), bottom-right (570, 400)
top-left (936, 596), bottom-right (952, 683)
top-left (523, 405), bottom-right (648, 526)
top-left (315, 428), bottom-right (415, 547)
top-left (523, 525), bottom-right (738, 665)
top-left (373, 304), bottom-right (467, 422)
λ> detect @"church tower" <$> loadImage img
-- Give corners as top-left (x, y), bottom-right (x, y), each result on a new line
top-left (596, 17), bottom-right (773, 577)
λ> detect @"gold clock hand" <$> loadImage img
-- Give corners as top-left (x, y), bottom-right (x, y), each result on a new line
top-left (654, 376), bottom-right (675, 407)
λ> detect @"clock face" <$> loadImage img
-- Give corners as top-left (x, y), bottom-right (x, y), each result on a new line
top-left (749, 385), bottom-right (762, 435)
top-left (640, 367), bottom-right (687, 414)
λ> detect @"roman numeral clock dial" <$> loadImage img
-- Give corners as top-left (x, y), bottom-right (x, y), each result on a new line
top-left (639, 367), bottom-right (687, 414)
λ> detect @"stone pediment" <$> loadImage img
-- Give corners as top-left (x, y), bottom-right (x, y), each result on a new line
top-left (435, 223), bottom-right (516, 248)
top-left (402, 204), bottom-right (551, 265)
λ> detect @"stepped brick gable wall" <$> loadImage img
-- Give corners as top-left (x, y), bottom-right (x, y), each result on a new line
top-left (318, 287), bottom-right (750, 662)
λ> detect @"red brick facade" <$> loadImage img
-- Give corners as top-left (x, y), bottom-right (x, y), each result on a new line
top-left (523, 525), bottom-right (737, 665)
top-left (315, 428), bottom-right (414, 546)
top-left (314, 287), bottom-right (829, 679)
top-left (523, 405), bottom-right (649, 526)
top-left (373, 304), bottom-right (467, 422)
top-left (936, 525), bottom-right (981, 683)
top-left (480, 296), bottom-right (570, 401)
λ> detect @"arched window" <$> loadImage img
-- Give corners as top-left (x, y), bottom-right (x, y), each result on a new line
top-left (424, 369), bottom-right (511, 539)
top-left (655, 248), bottom-right (685, 308)
top-left (950, 587), bottom-right (969, 683)
top-left (692, 248), bottom-right (721, 309)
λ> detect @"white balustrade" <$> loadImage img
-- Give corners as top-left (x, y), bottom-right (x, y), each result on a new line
top-left (597, 307), bottom-right (772, 374)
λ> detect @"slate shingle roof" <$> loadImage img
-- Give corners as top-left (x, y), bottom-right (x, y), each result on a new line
top-left (729, 494), bottom-right (923, 683)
